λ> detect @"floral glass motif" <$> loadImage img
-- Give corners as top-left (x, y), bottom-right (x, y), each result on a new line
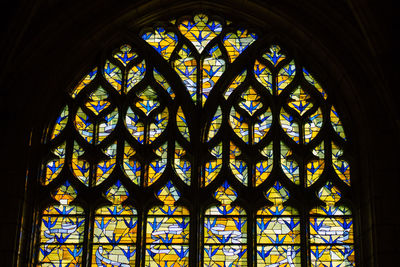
top-left (37, 12), bottom-right (354, 267)
top-left (309, 183), bottom-right (355, 266)
top-left (257, 182), bottom-right (301, 266)
top-left (38, 181), bottom-right (85, 266)
top-left (204, 181), bottom-right (247, 266)
top-left (93, 181), bottom-right (137, 266)
top-left (145, 181), bottom-right (190, 267)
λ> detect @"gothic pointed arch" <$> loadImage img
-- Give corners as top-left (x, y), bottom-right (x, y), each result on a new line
top-left (32, 11), bottom-right (356, 267)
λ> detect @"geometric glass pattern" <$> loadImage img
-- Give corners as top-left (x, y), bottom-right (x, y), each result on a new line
top-left (36, 13), bottom-right (354, 266)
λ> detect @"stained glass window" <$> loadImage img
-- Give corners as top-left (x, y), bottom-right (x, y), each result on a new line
top-left (36, 13), bottom-right (355, 266)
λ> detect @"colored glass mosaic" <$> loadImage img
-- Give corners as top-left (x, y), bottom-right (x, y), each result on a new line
top-left (71, 142), bottom-right (89, 186)
top-left (277, 60), bottom-right (296, 94)
top-left (239, 86), bottom-right (263, 116)
top-left (263, 45), bottom-right (286, 67)
top-left (113, 44), bottom-right (138, 66)
top-left (254, 59), bottom-right (273, 95)
top-left (332, 143), bottom-right (351, 185)
top-left (288, 86), bottom-right (313, 116)
top-left (126, 107), bottom-right (145, 144)
top-left (304, 108), bottom-right (323, 144)
top-left (281, 142), bottom-right (300, 185)
top-left (85, 87), bottom-right (110, 115)
top-left (142, 27), bottom-right (178, 60)
top-left (204, 182), bottom-right (247, 264)
top-left (38, 14), bottom-right (356, 266)
top-left (207, 106), bottom-right (222, 141)
top-left (255, 143), bottom-right (273, 186)
top-left (104, 60), bottom-right (123, 93)
top-left (280, 108), bottom-right (300, 144)
top-left (147, 143), bottom-right (168, 186)
top-left (331, 106), bottom-right (346, 140)
top-left (174, 143), bottom-right (191, 185)
top-left (202, 46), bottom-right (225, 106)
top-left (136, 86), bottom-right (160, 116)
top-left (223, 28), bottom-right (257, 63)
top-left (95, 143), bottom-right (117, 185)
top-left (177, 106), bottom-right (190, 141)
top-left (310, 245), bottom-right (355, 267)
top-left (97, 108), bottom-right (118, 144)
top-left (254, 108), bottom-right (272, 143)
top-left (51, 105), bottom-right (68, 139)
top-left (230, 142), bottom-right (248, 185)
top-left (71, 67), bottom-right (97, 98)
top-left (229, 109), bottom-right (249, 143)
top-left (39, 181), bottom-right (85, 267)
top-left (43, 143), bottom-right (65, 185)
top-left (203, 143), bottom-right (222, 186)
top-left (93, 182), bottom-right (137, 266)
top-left (149, 107), bottom-right (169, 144)
top-left (257, 245), bottom-right (301, 266)
top-left (178, 14), bottom-right (222, 53)
top-left (75, 108), bottom-right (94, 143)
top-left (127, 60), bottom-right (146, 93)
top-left (146, 182), bottom-right (190, 266)
top-left (154, 68), bottom-right (175, 98)
top-left (303, 68), bottom-right (327, 100)
top-left (123, 143), bottom-right (141, 185)
top-left (174, 45), bottom-right (197, 102)
top-left (306, 142), bottom-right (325, 187)
top-left (224, 70), bottom-right (247, 99)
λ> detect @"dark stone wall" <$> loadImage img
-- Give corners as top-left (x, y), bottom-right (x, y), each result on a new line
top-left (0, 0), bottom-right (396, 266)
